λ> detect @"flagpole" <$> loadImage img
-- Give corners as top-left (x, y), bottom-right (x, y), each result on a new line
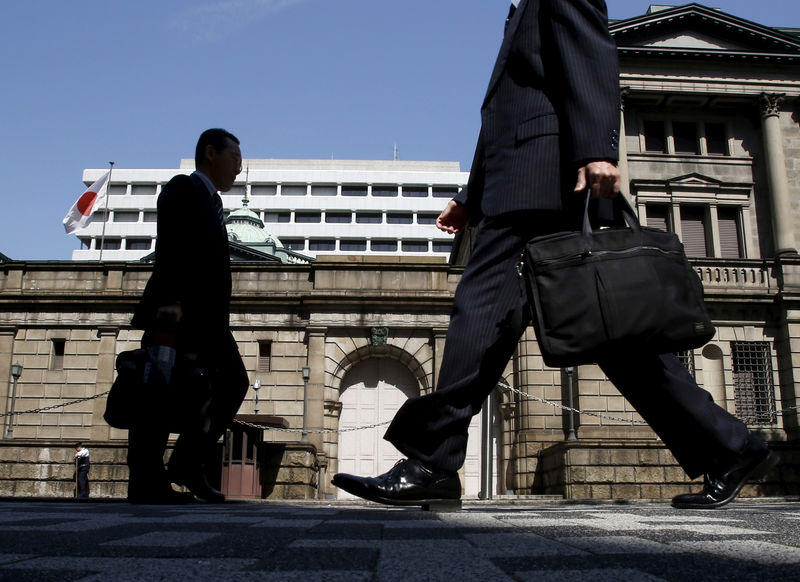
top-left (98, 161), bottom-right (114, 262)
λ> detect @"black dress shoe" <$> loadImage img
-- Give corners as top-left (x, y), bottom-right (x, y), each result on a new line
top-left (332, 458), bottom-right (461, 507)
top-left (168, 468), bottom-right (226, 503)
top-left (672, 444), bottom-right (777, 509)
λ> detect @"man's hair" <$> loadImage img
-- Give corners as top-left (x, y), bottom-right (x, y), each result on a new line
top-left (75, 442), bottom-right (83, 448)
top-left (195, 128), bottom-right (240, 169)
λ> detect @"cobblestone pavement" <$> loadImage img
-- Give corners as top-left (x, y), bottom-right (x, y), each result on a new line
top-left (0, 499), bottom-right (799, 581)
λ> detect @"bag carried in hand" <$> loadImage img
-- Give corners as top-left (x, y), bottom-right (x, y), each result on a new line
top-left (522, 192), bottom-right (715, 368)
top-left (104, 347), bottom-right (212, 432)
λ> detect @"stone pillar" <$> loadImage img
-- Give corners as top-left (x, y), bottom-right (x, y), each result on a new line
top-left (91, 327), bottom-right (118, 442)
top-left (0, 327), bottom-right (18, 438)
top-left (618, 88), bottom-right (631, 196)
top-left (759, 93), bottom-right (797, 256)
top-left (431, 327), bottom-right (448, 394)
top-left (305, 327), bottom-right (327, 452)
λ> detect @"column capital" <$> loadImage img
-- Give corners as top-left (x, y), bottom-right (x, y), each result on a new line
top-left (759, 93), bottom-right (786, 118)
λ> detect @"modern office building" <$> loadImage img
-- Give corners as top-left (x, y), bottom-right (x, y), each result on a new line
top-left (72, 159), bottom-right (468, 262)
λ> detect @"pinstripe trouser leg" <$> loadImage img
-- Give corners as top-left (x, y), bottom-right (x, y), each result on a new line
top-left (384, 212), bottom-right (750, 477)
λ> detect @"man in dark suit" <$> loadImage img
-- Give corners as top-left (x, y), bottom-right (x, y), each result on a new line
top-left (333, 0), bottom-right (775, 510)
top-left (127, 128), bottom-right (249, 504)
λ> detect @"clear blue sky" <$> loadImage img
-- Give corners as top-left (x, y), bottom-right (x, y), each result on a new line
top-left (1, 1), bottom-right (798, 260)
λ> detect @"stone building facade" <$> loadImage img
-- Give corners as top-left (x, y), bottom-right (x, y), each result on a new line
top-left (2, 4), bottom-right (800, 500)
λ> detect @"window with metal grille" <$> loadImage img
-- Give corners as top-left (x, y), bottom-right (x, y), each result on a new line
top-left (731, 341), bottom-right (776, 424)
top-left (646, 204), bottom-right (670, 232)
top-left (257, 341), bottom-right (272, 373)
top-left (674, 350), bottom-right (696, 377)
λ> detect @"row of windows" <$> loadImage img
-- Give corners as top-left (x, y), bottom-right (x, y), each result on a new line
top-left (641, 120), bottom-right (730, 156)
top-left (105, 183), bottom-right (463, 199)
top-left (645, 203), bottom-right (743, 258)
top-left (94, 210), bottom-right (443, 226)
top-left (267, 211), bottom-right (440, 225)
top-left (79, 237), bottom-right (453, 253)
top-left (283, 239), bottom-right (453, 253)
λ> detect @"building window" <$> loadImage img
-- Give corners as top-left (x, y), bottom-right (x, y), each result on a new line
top-left (281, 184), bottom-right (307, 196)
top-left (680, 206), bottom-right (709, 257)
top-left (282, 238), bottom-right (305, 250)
top-left (92, 210), bottom-right (108, 223)
top-left (340, 239), bottom-right (367, 252)
top-left (101, 238), bottom-right (122, 250)
top-left (143, 211), bottom-right (158, 222)
top-left (51, 339), bottom-right (65, 371)
top-left (356, 212), bottom-right (382, 224)
top-left (674, 350), bottom-right (696, 377)
top-left (311, 184), bottom-right (337, 197)
top-left (251, 185), bottom-right (277, 196)
top-left (672, 121), bottom-right (699, 154)
top-left (718, 207), bottom-right (743, 259)
top-left (342, 185), bottom-right (367, 197)
top-left (402, 186), bottom-right (428, 198)
top-left (79, 238), bottom-right (92, 250)
top-left (108, 184), bottom-right (127, 196)
top-left (371, 240), bottom-right (397, 252)
top-left (325, 212), bottom-right (352, 224)
top-left (402, 240), bottom-right (429, 253)
top-left (646, 204), bottom-right (670, 232)
top-left (295, 212), bottom-right (321, 223)
top-left (432, 241), bottom-right (453, 253)
top-left (731, 341), bottom-right (776, 424)
top-left (372, 185), bottom-right (398, 197)
top-left (309, 239), bottom-right (335, 251)
top-left (131, 184), bottom-right (157, 196)
top-left (264, 212), bottom-right (290, 223)
top-left (418, 213), bottom-right (438, 225)
top-left (704, 122), bottom-right (728, 156)
top-left (113, 211), bottom-right (140, 223)
top-left (642, 119), bottom-right (666, 153)
top-left (432, 187), bottom-right (460, 198)
top-left (126, 239), bottom-right (152, 250)
top-left (387, 213), bottom-right (413, 224)
top-left (257, 341), bottom-right (271, 373)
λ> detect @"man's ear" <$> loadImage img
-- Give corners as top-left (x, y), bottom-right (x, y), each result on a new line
top-left (204, 143), bottom-right (217, 167)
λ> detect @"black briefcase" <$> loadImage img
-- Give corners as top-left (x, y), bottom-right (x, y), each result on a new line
top-left (522, 193), bottom-right (715, 368)
top-left (104, 348), bottom-right (212, 432)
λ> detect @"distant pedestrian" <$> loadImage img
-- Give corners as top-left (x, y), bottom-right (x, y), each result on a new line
top-left (74, 443), bottom-right (90, 498)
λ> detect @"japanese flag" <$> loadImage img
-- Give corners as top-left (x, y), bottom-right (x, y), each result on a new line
top-left (62, 172), bottom-right (110, 234)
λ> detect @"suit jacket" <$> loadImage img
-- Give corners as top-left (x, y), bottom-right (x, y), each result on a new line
top-left (455, 0), bottom-right (621, 222)
top-left (132, 173), bottom-right (232, 351)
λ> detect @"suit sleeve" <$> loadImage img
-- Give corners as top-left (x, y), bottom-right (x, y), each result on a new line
top-left (541, 0), bottom-right (620, 165)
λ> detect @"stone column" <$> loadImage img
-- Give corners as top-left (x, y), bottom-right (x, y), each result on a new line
top-left (618, 88), bottom-right (631, 196)
top-left (90, 327), bottom-right (118, 442)
top-left (431, 327), bottom-right (448, 394)
top-left (759, 93), bottom-right (797, 256)
top-left (0, 327), bottom-right (18, 438)
top-left (305, 327), bottom-right (327, 452)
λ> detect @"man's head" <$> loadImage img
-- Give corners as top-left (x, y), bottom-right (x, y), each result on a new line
top-left (75, 442), bottom-right (83, 451)
top-left (194, 128), bottom-right (242, 192)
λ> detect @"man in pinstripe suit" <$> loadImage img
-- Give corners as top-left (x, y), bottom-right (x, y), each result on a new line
top-left (333, 0), bottom-right (774, 509)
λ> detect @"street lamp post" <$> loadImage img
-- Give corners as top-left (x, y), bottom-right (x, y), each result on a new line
top-left (301, 366), bottom-right (310, 443)
top-left (5, 362), bottom-right (22, 439)
top-left (565, 367), bottom-right (577, 441)
top-left (253, 379), bottom-right (261, 415)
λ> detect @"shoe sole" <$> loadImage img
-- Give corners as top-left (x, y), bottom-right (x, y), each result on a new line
top-left (672, 450), bottom-right (778, 510)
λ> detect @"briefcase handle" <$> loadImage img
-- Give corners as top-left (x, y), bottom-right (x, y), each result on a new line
top-left (581, 190), bottom-right (640, 236)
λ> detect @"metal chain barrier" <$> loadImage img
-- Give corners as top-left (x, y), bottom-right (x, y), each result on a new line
top-left (2, 384), bottom-right (798, 433)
